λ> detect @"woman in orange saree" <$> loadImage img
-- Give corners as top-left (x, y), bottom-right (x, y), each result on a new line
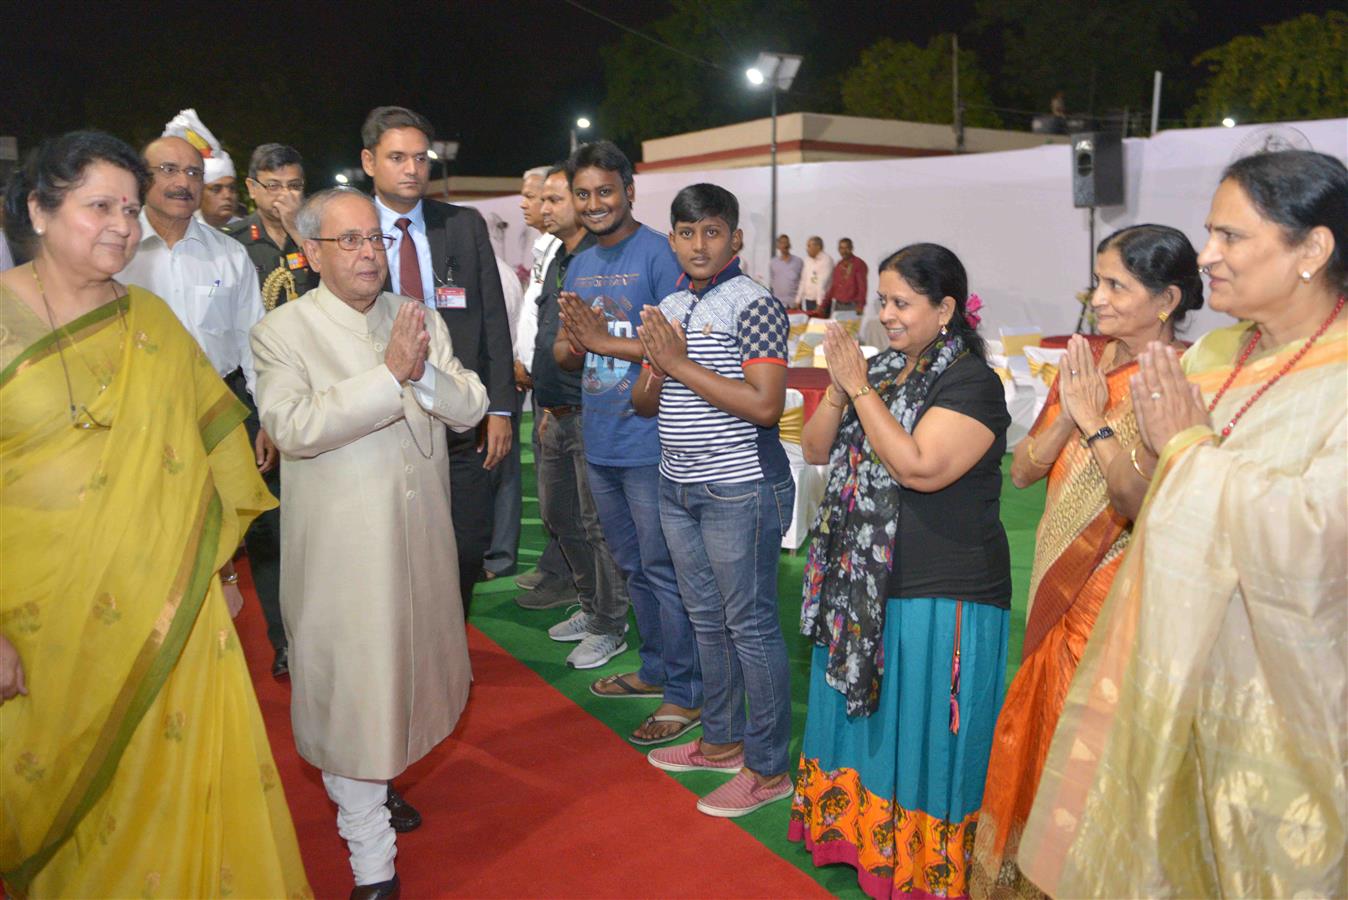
top-left (0, 132), bottom-right (309, 898)
top-left (1018, 150), bottom-right (1347, 898)
top-left (971, 225), bottom-right (1202, 898)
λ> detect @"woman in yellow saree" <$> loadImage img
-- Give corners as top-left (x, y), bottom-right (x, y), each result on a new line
top-left (971, 225), bottom-right (1203, 898)
top-left (1018, 150), bottom-right (1347, 897)
top-left (0, 132), bottom-right (310, 897)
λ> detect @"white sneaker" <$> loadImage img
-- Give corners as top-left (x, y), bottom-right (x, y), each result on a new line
top-left (547, 607), bottom-right (592, 642)
top-left (567, 631), bottom-right (628, 669)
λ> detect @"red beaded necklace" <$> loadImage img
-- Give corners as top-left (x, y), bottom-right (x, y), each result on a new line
top-left (1207, 294), bottom-right (1346, 438)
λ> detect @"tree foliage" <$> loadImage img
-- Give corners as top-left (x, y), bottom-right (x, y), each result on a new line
top-left (840, 36), bottom-right (1000, 128)
top-left (974, 0), bottom-right (1193, 115)
top-left (597, 0), bottom-right (817, 143)
top-left (1188, 12), bottom-right (1348, 125)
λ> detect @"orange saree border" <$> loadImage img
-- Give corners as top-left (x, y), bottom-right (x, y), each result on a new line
top-left (791, 757), bottom-right (978, 899)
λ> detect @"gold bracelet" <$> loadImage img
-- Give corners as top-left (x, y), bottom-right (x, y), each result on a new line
top-left (221, 572), bottom-right (240, 585)
top-left (1130, 445), bottom-right (1154, 480)
top-left (823, 385), bottom-right (847, 409)
top-left (850, 383), bottom-right (873, 401)
top-left (1025, 437), bottom-right (1051, 468)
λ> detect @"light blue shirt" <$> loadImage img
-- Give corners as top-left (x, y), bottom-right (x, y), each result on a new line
top-left (376, 196), bottom-right (434, 304)
top-left (373, 195), bottom-right (511, 419)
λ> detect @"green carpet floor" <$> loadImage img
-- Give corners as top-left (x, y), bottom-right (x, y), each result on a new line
top-left (469, 414), bottom-right (1046, 898)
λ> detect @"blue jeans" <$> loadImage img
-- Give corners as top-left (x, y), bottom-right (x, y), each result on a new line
top-left (659, 475), bottom-right (794, 776)
top-left (586, 463), bottom-right (702, 709)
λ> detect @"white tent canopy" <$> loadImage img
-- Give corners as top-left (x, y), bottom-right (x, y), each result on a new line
top-left (470, 118), bottom-right (1347, 340)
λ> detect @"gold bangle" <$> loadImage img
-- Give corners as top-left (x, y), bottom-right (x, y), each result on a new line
top-left (823, 385), bottom-right (847, 409)
top-left (850, 383), bottom-right (873, 401)
top-left (1130, 445), bottom-right (1154, 480)
top-left (1025, 437), bottom-right (1051, 468)
top-left (221, 572), bottom-right (240, 585)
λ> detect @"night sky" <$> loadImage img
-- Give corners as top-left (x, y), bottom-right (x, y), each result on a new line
top-left (1, 0), bottom-right (1334, 184)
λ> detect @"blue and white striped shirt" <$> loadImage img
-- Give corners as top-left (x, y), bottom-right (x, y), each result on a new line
top-left (656, 264), bottom-right (790, 484)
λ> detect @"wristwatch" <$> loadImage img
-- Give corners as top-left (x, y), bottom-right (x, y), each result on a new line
top-left (1082, 425), bottom-right (1116, 448)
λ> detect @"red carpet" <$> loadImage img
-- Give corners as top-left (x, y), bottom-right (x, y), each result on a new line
top-left (234, 567), bottom-right (831, 898)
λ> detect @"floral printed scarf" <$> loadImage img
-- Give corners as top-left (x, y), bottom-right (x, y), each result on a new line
top-left (801, 333), bottom-right (967, 716)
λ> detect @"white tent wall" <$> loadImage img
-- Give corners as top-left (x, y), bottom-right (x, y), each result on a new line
top-left (469, 118), bottom-right (1347, 340)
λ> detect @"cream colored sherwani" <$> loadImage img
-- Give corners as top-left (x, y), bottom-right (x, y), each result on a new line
top-left (250, 285), bottom-right (488, 780)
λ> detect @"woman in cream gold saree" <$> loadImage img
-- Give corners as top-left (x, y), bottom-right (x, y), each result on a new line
top-left (0, 132), bottom-right (310, 897)
top-left (971, 224), bottom-right (1203, 899)
top-left (1018, 150), bottom-right (1347, 897)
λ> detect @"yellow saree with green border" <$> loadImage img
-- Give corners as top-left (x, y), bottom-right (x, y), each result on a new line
top-left (0, 283), bottom-right (310, 897)
top-left (1018, 319), bottom-right (1347, 897)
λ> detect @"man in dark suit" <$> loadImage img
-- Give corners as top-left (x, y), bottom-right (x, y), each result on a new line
top-left (360, 107), bottom-right (515, 613)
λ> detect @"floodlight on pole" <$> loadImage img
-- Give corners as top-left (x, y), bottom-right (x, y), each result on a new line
top-left (745, 52), bottom-right (803, 264)
top-left (571, 116), bottom-right (592, 153)
top-left (431, 140), bottom-right (460, 198)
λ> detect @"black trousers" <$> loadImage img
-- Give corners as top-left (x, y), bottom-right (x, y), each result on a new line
top-left (447, 424), bottom-right (494, 614)
top-left (226, 370), bottom-right (286, 653)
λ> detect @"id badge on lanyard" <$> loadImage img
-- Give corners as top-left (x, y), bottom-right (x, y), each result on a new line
top-left (434, 260), bottom-right (467, 310)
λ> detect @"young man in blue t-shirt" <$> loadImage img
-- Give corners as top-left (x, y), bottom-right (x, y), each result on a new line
top-left (630, 184), bottom-right (796, 817)
top-left (554, 141), bottom-right (702, 746)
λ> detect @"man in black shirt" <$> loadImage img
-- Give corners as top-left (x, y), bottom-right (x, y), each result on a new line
top-left (532, 165), bottom-right (629, 669)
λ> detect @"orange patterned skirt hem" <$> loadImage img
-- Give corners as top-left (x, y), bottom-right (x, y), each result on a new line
top-left (789, 757), bottom-right (978, 899)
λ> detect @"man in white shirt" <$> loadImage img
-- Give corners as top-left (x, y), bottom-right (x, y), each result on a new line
top-left (514, 166), bottom-right (558, 381)
top-left (119, 135), bottom-right (272, 463)
top-left (793, 235), bottom-right (834, 313)
top-left (512, 166), bottom-right (572, 595)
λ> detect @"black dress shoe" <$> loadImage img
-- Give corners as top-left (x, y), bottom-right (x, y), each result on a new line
top-left (271, 646), bottom-right (289, 680)
top-left (386, 785), bottom-right (421, 833)
top-left (349, 873), bottom-right (399, 900)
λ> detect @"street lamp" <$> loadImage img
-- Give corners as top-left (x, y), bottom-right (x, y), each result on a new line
top-left (431, 140), bottom-right (460, 198)
top-left (1221, 116), bottom-right (1237, 128)
top-left (334, 172), bottom-right (349, 185)
top-left (745, 52), bottom-right (803, 262)
top-left (571, 116), bottom-right (592, 153)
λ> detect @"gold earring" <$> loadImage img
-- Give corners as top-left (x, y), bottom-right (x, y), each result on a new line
top-left (1157, 310), bottom-right (1170, 323)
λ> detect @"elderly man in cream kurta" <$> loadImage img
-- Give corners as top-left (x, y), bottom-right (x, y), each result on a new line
top-left (251, 188), bottom-right (486, 897)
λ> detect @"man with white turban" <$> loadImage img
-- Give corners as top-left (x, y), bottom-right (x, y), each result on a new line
top-left (163, 108), bottom-right (240, 229)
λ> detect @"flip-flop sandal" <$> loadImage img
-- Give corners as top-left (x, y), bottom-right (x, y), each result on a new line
top-left (629, 713), bottom-right (701, 747)
top-left (590, 672), bottom-right (663, 699)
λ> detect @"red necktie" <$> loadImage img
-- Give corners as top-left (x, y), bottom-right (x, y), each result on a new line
top-left (395, 217), bottom-right (423, 300)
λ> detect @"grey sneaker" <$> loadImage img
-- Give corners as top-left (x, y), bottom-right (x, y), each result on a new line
top-left (547, 607), bottom-right (592, 642)
top-left (514, 569), bottom-right (546, 590)
top-left (515, 581), bottom-right (579, 610)
top-left (567, 631), bottom-right (629, 669)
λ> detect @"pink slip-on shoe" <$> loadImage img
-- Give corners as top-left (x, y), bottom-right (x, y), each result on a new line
top-left (695, 771), bottom-right (793, 817)
top-left (648, 740), bottom-right (743, 774)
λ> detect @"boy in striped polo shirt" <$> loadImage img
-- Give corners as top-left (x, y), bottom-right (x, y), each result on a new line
top-left (633, 184), bottom-right (797, 817)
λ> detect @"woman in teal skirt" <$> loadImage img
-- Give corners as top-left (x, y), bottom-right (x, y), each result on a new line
top-left (790, 243), bottom-right (1012, 899)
